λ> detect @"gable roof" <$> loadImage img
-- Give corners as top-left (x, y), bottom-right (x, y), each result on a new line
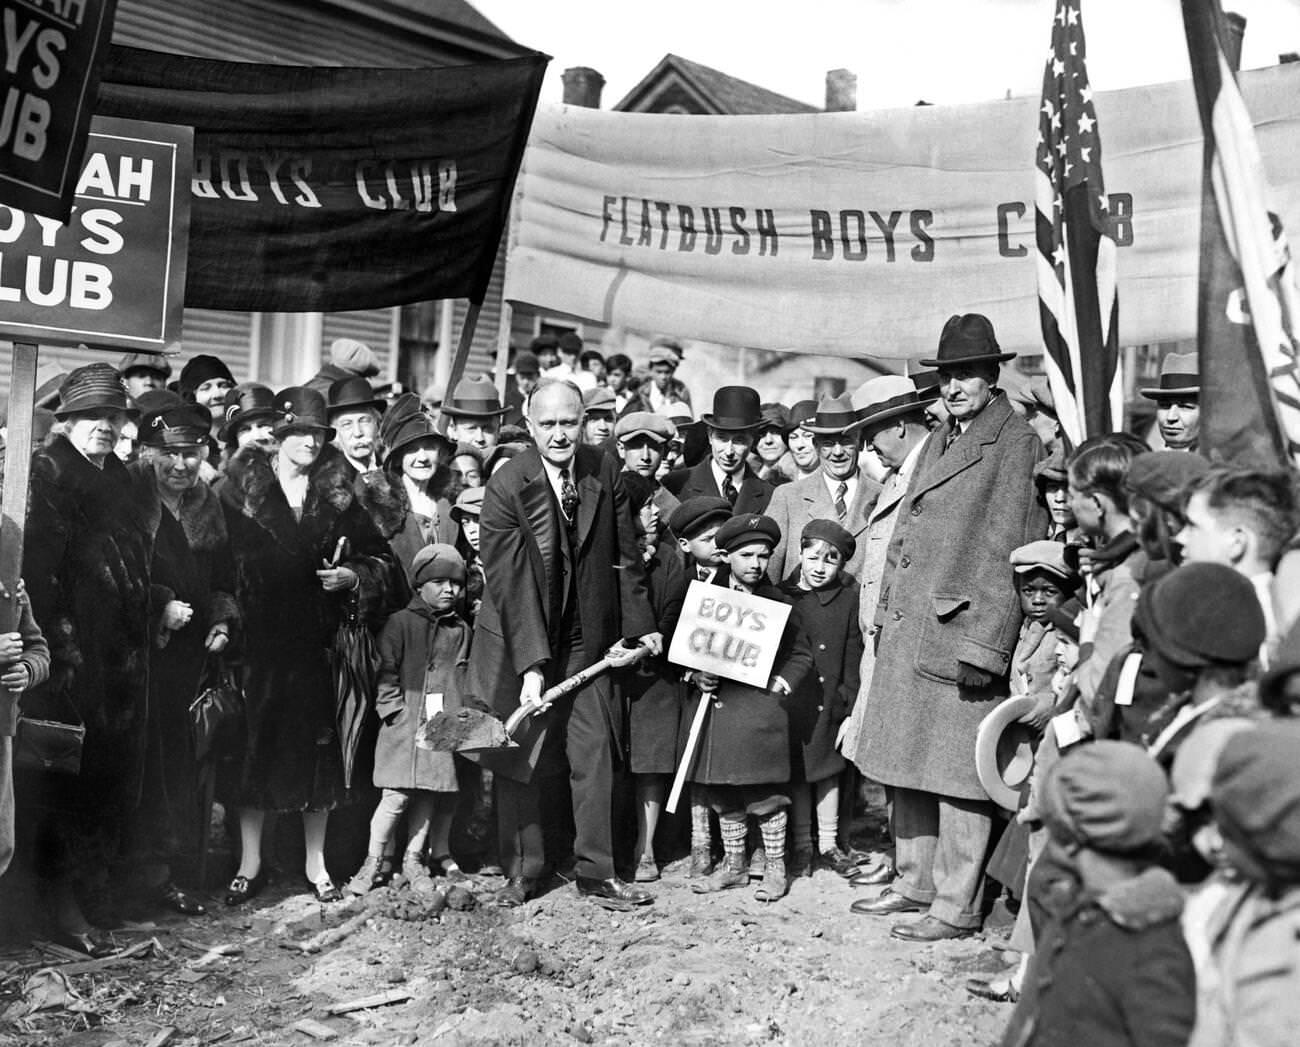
top-left (615, 54), bottom-right (819, 115)
top-left (324, 0), bottom-right (530, 59)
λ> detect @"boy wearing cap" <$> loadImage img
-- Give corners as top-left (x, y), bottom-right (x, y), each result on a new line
top-left (689, 513), bottom-right (813, 902)
top-left (780, 519), bottom-right (863, 878)
top-left (347, 544), bottom-right (472, 895)
top-left (581, 387), bottom-right (618, 448)
top-left (616, 411), bottom-right (679, 519)
top-left (451, 487), bottom-right (484, 623)
top-left (118, 353), bottom-right (171, 401)
top-left (1001, 742), bottom-right (1196, 1047)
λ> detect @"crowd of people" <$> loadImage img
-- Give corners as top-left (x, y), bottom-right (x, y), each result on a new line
top-left (1, 318), bottom-right (1298, 1045)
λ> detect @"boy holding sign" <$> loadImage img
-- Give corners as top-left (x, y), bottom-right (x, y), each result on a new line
top-left (686, 514), bottom-right (813, 902)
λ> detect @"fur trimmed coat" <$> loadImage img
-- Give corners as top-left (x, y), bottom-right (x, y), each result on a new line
top-left (353, 467), bottom-right (457, 587)
top-left (218, 444), bottom-right (395, 812)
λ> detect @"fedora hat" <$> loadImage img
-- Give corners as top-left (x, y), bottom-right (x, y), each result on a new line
top-left (701, 386), bottom-right (763, 431)
top-left (440, 375), bottom-right (510, 419)
top-left (219, 383), bottom-right (282, 444)
top-left (384, 408), bottom-right (455, 465)
top-left (804, 393), bottom-right (864, 435)
top-left (975, 695), bottom-right (1038, 812)
top-left (1140, 352), bottom-right (1199, 400)
top-left (273, 386), bottom-right (335, 440)
top-left (326, 376), bottom-right (386, 418)
top-left (919, 313), bottom-right (1017, 368)
top-left (851, 375), bottom-right (938, 430)
top-left (55, 362), bottom-right (137, 419)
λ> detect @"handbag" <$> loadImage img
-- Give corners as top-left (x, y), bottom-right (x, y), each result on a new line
top-left (14, 689), bottom-right (85, 775)
top-left (189, 656), bottom-right (246, 764)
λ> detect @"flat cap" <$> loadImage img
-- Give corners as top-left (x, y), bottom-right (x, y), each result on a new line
top-left (616, 411), bottom-right (675, 444)
top-left (715, 513), bottom-right (780, 553)
top-left (583, 386), bottom-right (617, 412)
top-left (451, 486), bottom-right (484, 520)
top-left (668, 496), bottom-right (731, 539)
top-left (648, 344), bottom-right (679, 367)
top-left (1009, 540), bottom-right (1076, 582)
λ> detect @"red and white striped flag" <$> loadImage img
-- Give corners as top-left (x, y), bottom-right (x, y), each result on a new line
top-left (1035, 0), bottom-right (1122, 446)
top-left (1183, 0), bottom-right (1300, 467)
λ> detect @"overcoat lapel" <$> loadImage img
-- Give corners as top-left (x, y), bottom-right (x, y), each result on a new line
top-left (519, 464), bottom-right (560, 611)
top-left (576, 474), bottom-right (602, 548)
top-left (908, 395), bottom-right (1015, 500)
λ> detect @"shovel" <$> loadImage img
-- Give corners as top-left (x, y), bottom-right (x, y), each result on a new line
top-left (419, 641), bottom-right (649, 752)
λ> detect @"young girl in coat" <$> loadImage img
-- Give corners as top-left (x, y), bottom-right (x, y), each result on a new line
top-left (688, 513), bottom-right (813, 902)
top-left (346, 544), bottom-right (471, 894)
top-left (779, 519), bottom-right (863, 878)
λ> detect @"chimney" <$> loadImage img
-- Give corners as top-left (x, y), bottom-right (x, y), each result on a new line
top-left (825, 68), bottom-right (857, 112)
top-left (562, 67), bottom-right (605, 109)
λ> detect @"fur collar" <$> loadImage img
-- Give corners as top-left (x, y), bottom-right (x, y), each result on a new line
top-left (355, 467), bottom-right (409, 540)
top-left (221, 442), bottom-right (357, 549)
top-left (127, 460), bottom-right (228, 551)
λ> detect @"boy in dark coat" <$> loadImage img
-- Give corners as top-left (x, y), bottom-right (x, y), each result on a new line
top-left (1001, 742), bottom-right (1195, 1047)
top-left (780, 519), bottom-right (863, 878)
top-left (688, 513), bottom-right (813, 902)
top-left (346, 544), bottom-right (471, 895)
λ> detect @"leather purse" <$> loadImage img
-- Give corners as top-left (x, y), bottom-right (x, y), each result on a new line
top-left (189, 656), bottom-right (246, 764)
top-left (14, 715), bottom-right (85, 775)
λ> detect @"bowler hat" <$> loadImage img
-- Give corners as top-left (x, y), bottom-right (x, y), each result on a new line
top-left (975, 695), bottom-right (1038, 812)
top-left (273, 386), bottom-right (335, 439)
top-left (1133, 562), bottom-right (1265, 669)
top-left (701, 386), bottom-right (764, 431)
top-left (384, 409), bottom-right (455, 465)
top-left (219, 383), bottom-right (282, 444)
top-left (1140, 352), bottom-right (1199, 400)
top-left (851, 376), bottom-right (937, 430)
top-left (802, 518), bottom-right (856, 561)
top-left (118, 352), bottom-right (172, 379)
top-left (411, 543), bottom-right (466, 587)
top-left (804, 393), bottom-right (863, 435)
top-left (440, 375), bottom-right (510, 419)
top-left (715, 513), bottom-right (780, 553)
top-left (56, 363), bottom-right (137, 419)
top-left (616, 411), bottom-right (675, 444)
top-left (139, 403), bottom-right (212, 448)
top-left (451, 486), bottom-right (484, 522)
top-left (326, 376), bottom-right (386, 418)
top-left (668, 496), bottom-right (731, 539)
top-left (919, 313), bottom-right (1016, 368)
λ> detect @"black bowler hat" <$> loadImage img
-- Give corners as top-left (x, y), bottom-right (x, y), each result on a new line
top-left (55, 363), bottom-right (137, 419)
top-left (326, 376), bottom-right (386, 418)
top-left (919, 313), bottom-right (1017, 368)
top-left (701, 386), bottom-right (764, 431)
top-left (273, 386), bottom-right (335, 440)
top-left (668, 496), bottom-right (732, 539)
top-left (139, 403), bottom-right (212, 448)
top-left (219, 383), bottom-right (283, 444)
top-left (715, 513), bottom-right (780, 552)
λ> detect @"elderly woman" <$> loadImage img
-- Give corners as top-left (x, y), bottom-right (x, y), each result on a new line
top-left (19, 364), bottom-right (152, 954)
top-left (219, 387), bottom-right (393, 904)
top-left (128, 401), bottom-right (239, 916)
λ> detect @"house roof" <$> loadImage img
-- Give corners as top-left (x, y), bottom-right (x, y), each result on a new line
top-left (323, 0), bottom-right (531, 59)
top-left (615, 54), bottom-right (820, 115)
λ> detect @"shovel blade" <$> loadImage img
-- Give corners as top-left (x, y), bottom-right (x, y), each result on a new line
top-left (419, 708), bottom-right (515, 752)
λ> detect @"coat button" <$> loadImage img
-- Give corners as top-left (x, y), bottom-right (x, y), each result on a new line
top-left (910, 504), bottom-right (922, 516)
top-left (818, 643), bottom-right (826, 650)
top-left (817, 676), bottom-right (824, 684)
top-left (893, 611), bottom-right (903, 621)
top-left (900, 556), bottom-right (911, 568)
top-left (817, 704), bottom-right (824, 711)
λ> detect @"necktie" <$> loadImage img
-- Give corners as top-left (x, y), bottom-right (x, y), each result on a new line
top-left (560, 468), bottom-right (579, 522)
top-left (944, 427), bottom-right (960, 454)
top-left (722, 474), bottom-right (739, 506)
top-left (834, 481), bottom-right (848, 521)
top-left (698, 566), bottom-right (711, 582)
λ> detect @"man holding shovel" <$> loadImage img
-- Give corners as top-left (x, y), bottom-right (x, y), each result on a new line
top-left (468, 380), bottom-right (661, 910)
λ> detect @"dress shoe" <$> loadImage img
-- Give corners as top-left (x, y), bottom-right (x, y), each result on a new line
top-left (890, 915), bottom-right (975, 942)
top-left (818, 847), bottom-right (858, 878)
top-left (691, 855), bottom-right (747, 894)
top-left (158, 882), bottom-right (207, 916)
top-left (688, 846), bottom-right (714, 878)
top-left (850, 864), bottom-right (896, 888)
top-left (849, 888), bottom-right (926, 917)
top-left (496, 876), bottom-right (536, 908)
top-left (311, 878), bottom-right (343, 903)
top-left (55, 927), bottom-right (120, 958)
top-left (224, 870), bottom-right (267, 906)
top-left (633, 855), bottom-right (660, 883)
top-left (576, 876), bottom-right (653, 910)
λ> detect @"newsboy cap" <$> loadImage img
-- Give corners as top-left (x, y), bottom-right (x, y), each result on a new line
top-left (802, 519), bottom-right (856, 562)
top-left (616, 411), bottom-right (675, 444)
top-left (715, 513), bottom-right (780, 553)
top-left (1009, 540), bottom-right (1077, 584)
top-left (668, 496), bottom-right (732, 539)
top-left (411, 543), bottom-right (467, 587)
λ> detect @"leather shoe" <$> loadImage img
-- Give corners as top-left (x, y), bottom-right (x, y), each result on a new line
top-left (497, 876), bottom-right (536, 908)
top-left (224, 870), bottom-right (267, 906)
top-left (849, 889), bottom-right (926, 916)
top-left (818, 847), bottom-right (858, 878)
top-left (850, 864), bottom-right (896, 888)
top-left (576, 876), bottom-right (653, 909)
top-left (158, 882), bottom-right (207, 916)
top-left (890, 915), bottom-right (975, 942)
top-left (965, 975), bottom-right (1018, 1002)
top-left (55, 927), bottom-right (120, 958)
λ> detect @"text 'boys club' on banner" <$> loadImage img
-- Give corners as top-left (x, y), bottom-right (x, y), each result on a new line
top-left (504, 63), bottom-right (1300, 360)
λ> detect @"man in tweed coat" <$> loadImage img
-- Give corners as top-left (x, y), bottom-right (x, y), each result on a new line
top-left (853, 314), bottom-right (1047, 942)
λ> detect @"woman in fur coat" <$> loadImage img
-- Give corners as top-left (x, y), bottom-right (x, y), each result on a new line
top-left (218, 387), bottom-right (394, 904)
top-left (128, 402), bottom-right (240, 915)
top-left (18, 365), bottom-right (153, 954)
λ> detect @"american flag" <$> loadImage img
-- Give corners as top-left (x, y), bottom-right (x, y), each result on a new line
top-left (1182, 0), bottom-right (1300, 467)
top-left (1035, 0), bottom-right (1122, 446)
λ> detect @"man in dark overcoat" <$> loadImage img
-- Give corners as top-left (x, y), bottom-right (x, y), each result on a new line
top-left (854, 314), bottom-right (1047, 941)
top-left (662, 386), bottom-right (774, 514)
top-left (469, 380), bottom-right (660, 909)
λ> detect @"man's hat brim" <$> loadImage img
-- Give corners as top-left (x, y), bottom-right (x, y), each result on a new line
top-left (855, 393), bottom-right (941, 431)
top-left (1139, 385), bottom-right (1200, 400)
top-left (916, 352), bottom-right (1017, 368)
top-left (440, 403), bottom-right (511, 419)
top-left (700, 414), bottom-right (764, 431)
top-left (975, 695), bottom-right (1038, 812)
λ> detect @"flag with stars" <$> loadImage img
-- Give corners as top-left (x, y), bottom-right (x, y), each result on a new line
top-left (1182, 0), bottom-right (1300, 467)
top-left (1035, 0), bottom-right (1122, 446)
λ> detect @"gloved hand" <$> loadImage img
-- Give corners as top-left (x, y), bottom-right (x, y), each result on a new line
top-left (955, 662), bottom-right (993, 689)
